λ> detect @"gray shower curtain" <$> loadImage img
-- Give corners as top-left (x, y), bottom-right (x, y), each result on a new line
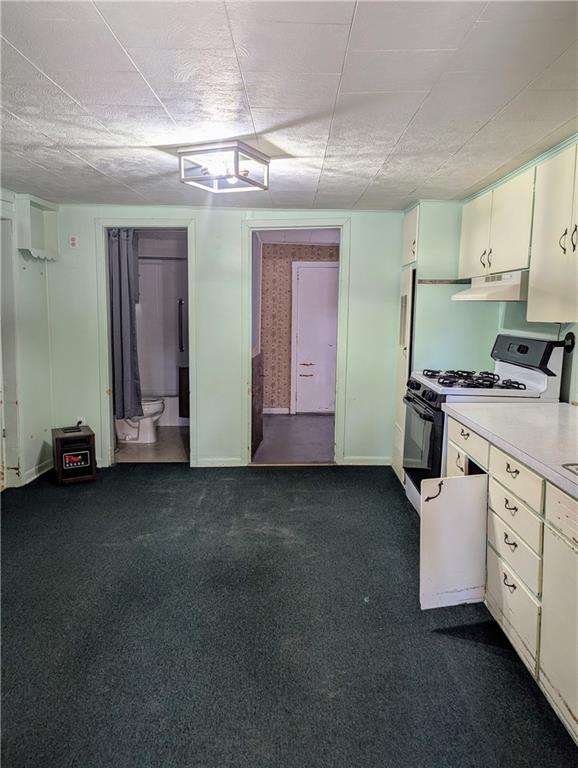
top-left (108, 228), bottom-right (143, 419)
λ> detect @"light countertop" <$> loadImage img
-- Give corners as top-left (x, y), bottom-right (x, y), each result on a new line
top-left (441, 402), bottom-right (578, 499)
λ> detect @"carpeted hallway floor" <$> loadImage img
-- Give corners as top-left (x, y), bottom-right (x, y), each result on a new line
top-left (2, 466), bottom-right (576, 768)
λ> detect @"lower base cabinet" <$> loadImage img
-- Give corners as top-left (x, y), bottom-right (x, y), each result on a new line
top-left (420, 418), bottom-right (577, 745)
top-left (539, 525), bottom-right (577, 742)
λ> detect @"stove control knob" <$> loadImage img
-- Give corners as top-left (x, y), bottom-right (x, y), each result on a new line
top-left (408, 380), bottom-right (421, 391)
top-left (425, 390), bottom-right (436, 402)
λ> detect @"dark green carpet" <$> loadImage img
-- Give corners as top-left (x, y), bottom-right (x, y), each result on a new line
top-left (2, 466), bottom-right (576, 768)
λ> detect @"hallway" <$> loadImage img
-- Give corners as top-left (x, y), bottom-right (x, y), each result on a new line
top-left (252, 414), bottom-right (335, 464)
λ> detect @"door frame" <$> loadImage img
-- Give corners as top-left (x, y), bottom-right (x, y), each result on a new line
top-left (94, 218), bottom-right (196, 467)
top-left (242, 217), bottom-right (351, 465)
top-left (290, 260), bottom-right (339, 415)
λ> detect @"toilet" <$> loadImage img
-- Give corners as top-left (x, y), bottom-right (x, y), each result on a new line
top-left (115, 398), bottom-right (165, 444)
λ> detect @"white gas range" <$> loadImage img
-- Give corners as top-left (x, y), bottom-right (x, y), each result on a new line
top-left (402, 333), bottom-right (575, 511)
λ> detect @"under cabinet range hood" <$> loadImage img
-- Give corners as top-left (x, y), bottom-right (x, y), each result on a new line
top-left (452, 270), bottom-right (529, 301)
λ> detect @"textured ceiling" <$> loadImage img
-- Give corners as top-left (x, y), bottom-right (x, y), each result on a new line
top-left (1, 1), bottom-right (576, 209)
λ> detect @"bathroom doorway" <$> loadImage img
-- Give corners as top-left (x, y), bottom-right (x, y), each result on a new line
top-left (250, 228), bottom-right (340, 465)
top-left (108, 228), bottom-right (190, 463)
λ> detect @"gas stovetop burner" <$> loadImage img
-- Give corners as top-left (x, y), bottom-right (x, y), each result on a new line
top-left (498, 379), bottom-right (527, 390)
top-left (461, 376), bottom-right (497, 389)
top-left (444, 369), bottom-right (476, 379)
top-left (423, 369), bottom-right (441, 378)
top-left (438, 375), bottom-right (460, 387)
top-left (478, 371), bottom-right (500, 382)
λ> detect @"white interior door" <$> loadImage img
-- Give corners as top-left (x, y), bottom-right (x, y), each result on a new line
top-left (291, 261), bottom-right (339, 414)
top-left (392, 266), bottom-right (415, 482)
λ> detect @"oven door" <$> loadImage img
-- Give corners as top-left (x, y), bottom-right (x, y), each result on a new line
top-left (402, 393), bottom-right (443, 489)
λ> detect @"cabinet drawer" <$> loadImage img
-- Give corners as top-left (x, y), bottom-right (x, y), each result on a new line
top-left (446, 441), bottom-right (466, 477)
top-left (545, 483), bottom-right (578, 547)
top-left (488, 477), bottom-right (543, 554)
top-left (486, 545), bottom-right (540, 663)
top-left (448, 418), bottom-right (489, 469)
top-left (489, 446), bottom-right (544, 512)
top-left (487, 510), bottom-right (542, 595)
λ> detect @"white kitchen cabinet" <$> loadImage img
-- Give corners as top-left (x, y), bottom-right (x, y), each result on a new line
top-left (401, 205), bottom-right (419, 267)
top-left (420, 474), bottom-right (488, 609)
top-left (392, 265), bottom-right (415, 482)
top-left (539, 523), bottom-right (577, 742)
top-left (458, 191), bottom-right (491, 279)
top-left (459, 169), bottom-right (534, 279)
top-left (527, 144), bottom-right (578, 322)
top-left (488, 167), bottom-right (534, 274)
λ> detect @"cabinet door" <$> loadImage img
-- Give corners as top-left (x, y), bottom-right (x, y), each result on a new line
top-left (539, 526), bottom-right (577, 741)
top-left (392, 266), bottom-right (415, 482)
top-left (420, 474), bottom-right (488, 609)
top-left (458, 191), bottom-right (492, 278)
top-left (402, 205), bottom-right (419, 267)
top-left (527, 145), bottom-right (577, 322)
top-left (488, 167), bottom-right (534, 274)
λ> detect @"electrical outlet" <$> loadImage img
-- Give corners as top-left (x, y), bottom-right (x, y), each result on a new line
top-left (68, 234), bottom-right (79, 249)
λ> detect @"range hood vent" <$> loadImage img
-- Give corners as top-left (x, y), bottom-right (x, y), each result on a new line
top-left (452, 270), bottom-right (528, 302)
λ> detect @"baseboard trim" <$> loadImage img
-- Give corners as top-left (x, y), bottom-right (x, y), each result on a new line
top-left (194, 458), bottom-right (246, 468)
top-left (263, 408), bottom-right (290, 415)
top-left (21, 458), bottom-right (53, 486)
top-left (339, 456), bottom-right (392, 466)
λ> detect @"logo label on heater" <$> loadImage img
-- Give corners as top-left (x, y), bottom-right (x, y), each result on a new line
top-left (63, 451), bottom-right (90, 469)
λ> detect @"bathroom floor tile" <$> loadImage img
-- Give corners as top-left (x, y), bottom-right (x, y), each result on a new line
top-left (115, 427), bottom-right (189, 463)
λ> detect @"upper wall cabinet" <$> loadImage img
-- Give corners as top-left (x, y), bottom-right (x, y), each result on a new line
top-left (527, 145), bottom-right (578, 323)
top-left (459, 168), bottom-right (534, 279)
top-left (401, 205), bottom-right (419, 267)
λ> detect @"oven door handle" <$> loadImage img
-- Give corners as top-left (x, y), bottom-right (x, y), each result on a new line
top-left (403, 396), bottom-right (434, 422)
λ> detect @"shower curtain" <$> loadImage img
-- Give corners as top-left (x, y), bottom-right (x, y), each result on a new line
top-left (108, 228), bottom-right (143, 419)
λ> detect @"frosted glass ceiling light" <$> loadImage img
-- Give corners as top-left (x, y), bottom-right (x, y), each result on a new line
top-left (177, 140), bottom-right (269, 193)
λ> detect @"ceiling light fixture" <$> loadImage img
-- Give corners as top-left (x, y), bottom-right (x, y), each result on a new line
top-left (177, 140), bottom-right (270, 193)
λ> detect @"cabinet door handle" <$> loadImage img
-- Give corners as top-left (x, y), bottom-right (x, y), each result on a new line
top-left (571, 224), bottom-right (577, 253)
top-left (505, 463), bottom-right (520, 478)
top-left (456, 452), bottom-right (464, 472)
top-left (424, 480), bottom-right (443, 502)
top-left (558, 228), bottom-right (568, 254)
top-left (411, 238), bottom-right (416, 255)
top-left (460, 428), bottom-right (470, 440)
top-left (503, 573), bottom-right (517, 593)
top-left (487, 247), bottom-right (493, 268)
top-left (503, 532), bottom-right (518, 551)
top-left (504, 498), bottom-right (518, 514)
top-left (480, 249), bottom-right (487, 267)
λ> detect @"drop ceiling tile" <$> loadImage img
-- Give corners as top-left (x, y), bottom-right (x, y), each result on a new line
top-left (1, 5), bottom-right (134, 74)
top-left (480, 1), bottom-right (576, 23)
top-left (326, 91), bottom-right (427, 159)
top-left (243, 72), bottom-right (340, 111)
top-left (449, 18), bottom-right (576, 84)
top-left (341, 50), bottom-right (455, 93)
top-left (226, 1), bottom-right (355, 25)
top-left (126, 47), bottom-right (243, 89)
top-left (251, 109), bottom-right (332, 159)
top-left (350, 1), bottom-right (484, 51)
top-left (95, 1), bottom-right (232, 49)
top-left (493, 89), bottom-right (577, 128)
top-left (530, 43), bottom-right (578, 91)
top-left (47, 70), bottom-right (158, 107)
top-left (230, 20), bottom-right (349, 74)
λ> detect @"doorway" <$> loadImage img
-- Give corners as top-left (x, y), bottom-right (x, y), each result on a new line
top-left (251, 229), bottom-right (340, 465)
top-left (108, 228), bottom-right (190, 463)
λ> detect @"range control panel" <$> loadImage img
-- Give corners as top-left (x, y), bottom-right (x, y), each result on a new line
top-left (63, 451), bottom-right (90, 470)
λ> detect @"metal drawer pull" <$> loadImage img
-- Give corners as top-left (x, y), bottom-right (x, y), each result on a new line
top-left (503, 573), bottom-right (517, 593)
top-left (505, 463), bottom-right (520, 478)
top-left (503, 532), bottom-right (518, 551)
top-left (411, 238), bottom-right (416, 255)
top-left (460, 428), bottom-right (470, 439)
top-left (480, 249), bottom-right (487, 267)
top-left (487, 247), bottom-right (493, 268)
top-left (572, 224), bottom-right (577, 253)
top-left (425, 480), bottom-right (443, 502)
top-left (504, 498), bottom-right (518, 514)
top-left (456, 453), bottom-right (464, 472)
top-left (558, 228), bottom-right (568, 254)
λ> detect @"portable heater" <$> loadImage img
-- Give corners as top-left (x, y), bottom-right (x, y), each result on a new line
top-left (52, 425), bottom-right (96, 484)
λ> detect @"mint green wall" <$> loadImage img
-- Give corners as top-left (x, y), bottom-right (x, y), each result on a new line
top-left (49, 206), bottom-right (402, 467)
top-left (1, 190), bottom-right (53, 485)
top-left (411, 200), bottom-right (502, 372)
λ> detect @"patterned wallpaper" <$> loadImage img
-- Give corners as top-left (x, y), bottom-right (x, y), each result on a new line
top-left (260, 243), bottom-right (339, 409)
